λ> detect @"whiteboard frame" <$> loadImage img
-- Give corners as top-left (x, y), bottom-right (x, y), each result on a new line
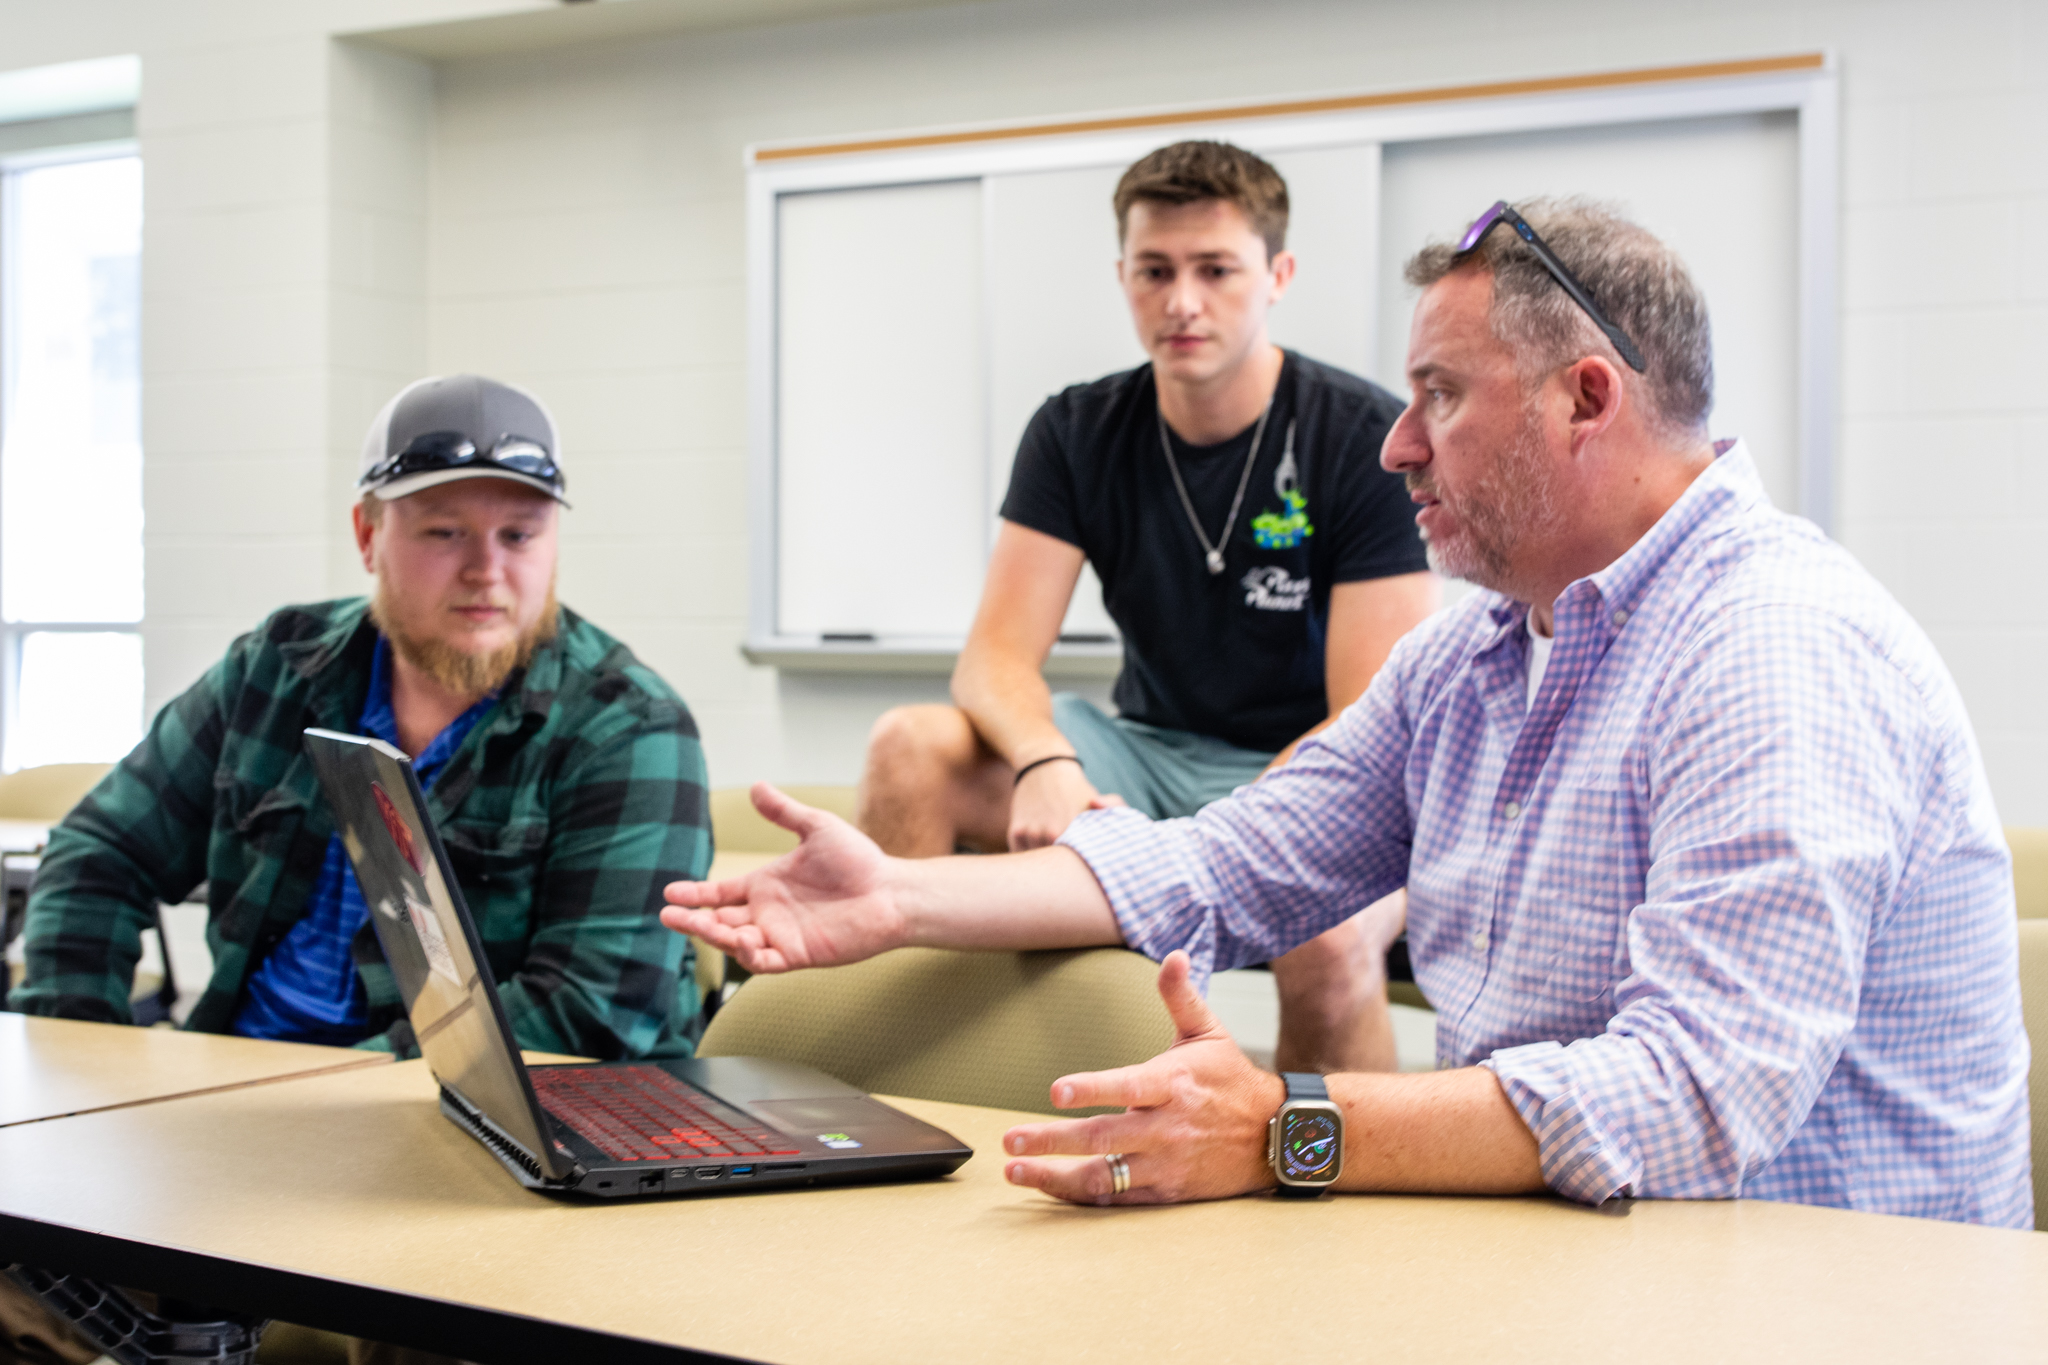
top-left (744, 56), bottom-right (1838, 669)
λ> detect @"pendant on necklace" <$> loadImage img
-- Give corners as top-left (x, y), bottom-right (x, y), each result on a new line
top-left (1205, 549), bottom-right (1225, 576)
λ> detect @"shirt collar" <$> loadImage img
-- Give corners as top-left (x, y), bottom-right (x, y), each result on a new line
top-left (1583, 438), bottom-right (1763, 622)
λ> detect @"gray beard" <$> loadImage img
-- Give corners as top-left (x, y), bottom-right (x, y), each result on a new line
top-left (1411, 406), bottom-right (1560, 596)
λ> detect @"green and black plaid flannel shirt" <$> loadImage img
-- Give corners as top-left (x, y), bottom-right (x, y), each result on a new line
top-left (6, 597), bottom-right (711, 1059)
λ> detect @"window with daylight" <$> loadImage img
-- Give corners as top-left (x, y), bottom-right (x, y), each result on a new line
top-left (0, 150), bottom-right (144, 770)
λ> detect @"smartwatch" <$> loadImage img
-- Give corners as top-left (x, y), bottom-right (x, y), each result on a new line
top-left (1268, 1072), bottom-right (1343, 1198)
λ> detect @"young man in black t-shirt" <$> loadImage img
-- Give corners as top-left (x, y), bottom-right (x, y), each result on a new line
top-left (857, 141), bottom-right (1436, 1072)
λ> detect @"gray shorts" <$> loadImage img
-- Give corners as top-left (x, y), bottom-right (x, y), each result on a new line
top-left (1051, 693), bottom-right (1277, 821)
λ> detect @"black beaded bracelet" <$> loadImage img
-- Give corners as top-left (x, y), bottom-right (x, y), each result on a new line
top-left (1012, 753), bottom-right (1083, 786)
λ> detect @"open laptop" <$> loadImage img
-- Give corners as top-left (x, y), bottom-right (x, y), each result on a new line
top-left (302, 727), bottom-right (971, 1199)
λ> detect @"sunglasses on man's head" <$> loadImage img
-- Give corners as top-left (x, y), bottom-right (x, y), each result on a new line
top-left (364, 429), bottom-right (563, 489)
top-left (1457, 201), bottom-right (1647, 374)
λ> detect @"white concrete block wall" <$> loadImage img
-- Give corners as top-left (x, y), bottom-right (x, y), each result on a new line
top-left (325, 40), bottom-right (433, 596)
top-left (137, 28), bottom-right (338, 706)
top-left (0, 0), bottom-right (547, 720)
top-left (3, 0), bottom-right (2046, 817)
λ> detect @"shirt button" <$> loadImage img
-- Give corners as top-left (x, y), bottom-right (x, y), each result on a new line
top-left (1472, 928), bottom-right (1491, 952)
top-left (1611, 609), bottom-right (1630, 627)
top-left (1503, 801), bottom-right (1521, 820)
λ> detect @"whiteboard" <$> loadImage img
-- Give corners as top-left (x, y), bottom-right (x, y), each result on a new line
top-left (776, 180), bottom-right (987, 638)
top-left (746, 61), bottom-right (1836, 665)
top-left (1378, 112), bottom-right (1800, 508)
top-left (982, 163), bottom-right (1136, 640)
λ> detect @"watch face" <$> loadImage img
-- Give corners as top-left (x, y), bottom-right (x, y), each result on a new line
top-left (1279, 1108), bottom-right (1341, 1183)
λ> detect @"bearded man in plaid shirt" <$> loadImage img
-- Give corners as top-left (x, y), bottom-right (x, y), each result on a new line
top-left (9, 374), bottom-right (710, 1061)
top-left (665, 202), bottom-right (2032, 1227)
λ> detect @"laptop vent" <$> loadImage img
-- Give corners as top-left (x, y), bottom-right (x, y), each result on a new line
top-left (487, 1123), bottom-right (545, 1181)
top-left (448, 1087), bottom-right (545, 1181)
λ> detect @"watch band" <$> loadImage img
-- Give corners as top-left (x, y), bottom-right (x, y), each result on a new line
top-left (1282, 1072), bottom-right (1329, 1101)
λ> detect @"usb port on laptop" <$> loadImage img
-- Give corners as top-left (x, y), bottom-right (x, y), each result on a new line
top-left (728, 1166), bottom-right (754, 1177)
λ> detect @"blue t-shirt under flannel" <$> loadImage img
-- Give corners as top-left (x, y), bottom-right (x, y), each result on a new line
top-left (231, 639), bottom-right (497, 1045)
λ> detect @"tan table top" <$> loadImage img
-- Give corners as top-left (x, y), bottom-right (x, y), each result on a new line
top-left (0, 1013), bottom-right (388, 1128)
top-left (0, 1057), bottom-right (2043, 1364)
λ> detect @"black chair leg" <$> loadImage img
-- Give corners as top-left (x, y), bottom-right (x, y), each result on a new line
top-left (129, 907), bottom-right (180, 1028)
top-left (4, 1264), bottom-right (267, 1365)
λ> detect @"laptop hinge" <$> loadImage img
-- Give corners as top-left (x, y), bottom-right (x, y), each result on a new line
top-left (439, 1084), bottom-right (582, 1188)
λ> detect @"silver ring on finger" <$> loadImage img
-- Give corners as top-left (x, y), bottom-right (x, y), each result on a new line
top-left (1103, 1152), bottom-right (1131, 1196)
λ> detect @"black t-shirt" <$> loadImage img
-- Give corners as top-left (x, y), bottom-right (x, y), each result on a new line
top-left (1000, 351), bottom-right (1426, 752)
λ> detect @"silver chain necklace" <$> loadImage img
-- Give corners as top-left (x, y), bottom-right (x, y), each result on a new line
top-left (1157, 397), bottom-right (1272, 576)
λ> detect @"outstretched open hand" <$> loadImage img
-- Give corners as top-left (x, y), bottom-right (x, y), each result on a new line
top-left (660, 781), bottom-right (907, 974)
top-left (1000, 950), bottom-right (1285, 1205)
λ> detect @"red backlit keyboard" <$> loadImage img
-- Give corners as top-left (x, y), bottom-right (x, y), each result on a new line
top-left (530, 1065), bottom-right (802, 1164)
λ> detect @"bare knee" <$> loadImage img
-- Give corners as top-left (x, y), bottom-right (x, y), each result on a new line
top-left (859, 706), bottom-right (1002, 855)
top-left (1271, 895), bottom-right (1406, 1006)
top-left (863, 705), bottom-right (981, 788)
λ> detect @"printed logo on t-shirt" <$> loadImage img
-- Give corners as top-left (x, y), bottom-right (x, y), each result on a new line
top-left (1241, 565), bottom-right (1310, 611)
top-left (1251, 441), bottom-right (1314, 549)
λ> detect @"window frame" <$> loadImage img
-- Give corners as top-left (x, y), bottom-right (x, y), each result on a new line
top-left (0, 135), bottom-right (144, 773)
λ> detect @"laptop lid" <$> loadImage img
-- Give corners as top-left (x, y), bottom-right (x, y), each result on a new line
top-left (302, 727), bottom-right (576, 1182)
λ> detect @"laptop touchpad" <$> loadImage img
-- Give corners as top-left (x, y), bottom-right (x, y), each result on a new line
top-left (750, 1097), bottom-right (959, 1153)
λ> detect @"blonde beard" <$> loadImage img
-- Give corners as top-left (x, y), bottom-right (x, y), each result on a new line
top-left (368, 579), bottom-right (560, 702)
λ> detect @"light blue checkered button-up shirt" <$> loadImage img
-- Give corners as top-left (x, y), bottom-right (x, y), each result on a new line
top-left (1063, 442), bottom-right (2033, 1227)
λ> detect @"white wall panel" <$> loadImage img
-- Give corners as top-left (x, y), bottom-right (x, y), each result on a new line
top-left (983, 162), bottom-right (1140, 640)
top-left (1263, 142), bottom-right (1380, 380)
top-left (775, 179), bottom-right (986, 638)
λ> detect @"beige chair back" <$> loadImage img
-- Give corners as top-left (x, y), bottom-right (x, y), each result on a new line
top-left (2008, 828), bottom-right (2048, 920)
top-left (2018, 919), bottom-right (2047, 1231)
top-left (699, 946), bottom-right (1174, 1116)
top-left (710, 785), bottom-right (859, 855)
top-left (0, 763), bottom-right (112, 822)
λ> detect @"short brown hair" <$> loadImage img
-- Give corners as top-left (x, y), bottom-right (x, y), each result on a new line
top-left (1114, 141), bottom-right (1288, 260)
top-left (1404, 197), bottom-right (1713, 440)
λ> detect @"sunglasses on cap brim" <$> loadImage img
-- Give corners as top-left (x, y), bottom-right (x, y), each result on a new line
top-left (362, 430), bottom-right (564, 491)
top-left (1457, 201), bottom-right (1648, 374)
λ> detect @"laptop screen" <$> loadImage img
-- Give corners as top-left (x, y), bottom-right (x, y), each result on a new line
top-left (303, 727), bottom-right (571, 1180)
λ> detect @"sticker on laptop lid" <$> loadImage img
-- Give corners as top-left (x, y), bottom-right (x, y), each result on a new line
top-left (818, 1133), bottom-right (862, 1150)
top-left (370, 780), bottom-right (428, 877)
top-left (402, 889), bottom-right (462, 988)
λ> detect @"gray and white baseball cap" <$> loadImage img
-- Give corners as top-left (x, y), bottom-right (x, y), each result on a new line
top-left (358, 374), bottom-right (569, 504)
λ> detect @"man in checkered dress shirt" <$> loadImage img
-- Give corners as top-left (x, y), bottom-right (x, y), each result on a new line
top-left (665, 202), bottom-right (2031, 1226)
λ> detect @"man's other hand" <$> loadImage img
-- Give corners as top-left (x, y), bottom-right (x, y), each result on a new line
top-left (1008, 756), bottom-right (1103, 852)
top-left (1000, 950), bottom-right (1283, 1205)
top-left (661, 781), bottom-right (907, 974)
